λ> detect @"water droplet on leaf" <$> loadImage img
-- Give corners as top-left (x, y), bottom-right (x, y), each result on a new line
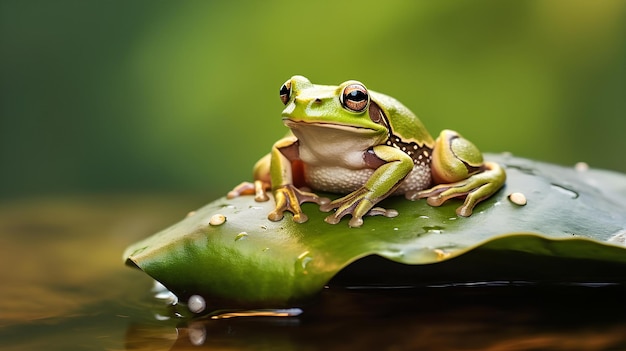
top-left (235, 232), bottom-right (248, 241)
top-left (209, 214), bottom-right (226, 226)
top-left (188, 294), bottom-right (206, 313)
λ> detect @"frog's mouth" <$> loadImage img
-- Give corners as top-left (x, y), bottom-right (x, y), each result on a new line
top-left (283, 117), bottom-right (387, 158)
top-left (283, 118), bottom-right (379, 134)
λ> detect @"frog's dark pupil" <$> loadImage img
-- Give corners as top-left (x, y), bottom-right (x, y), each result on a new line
top-left (347, 90), bottom-right (366, 101)
top-left (280, 85), bottom-right (289, 96)
top-left (279, 84), bottom-right (291, 104)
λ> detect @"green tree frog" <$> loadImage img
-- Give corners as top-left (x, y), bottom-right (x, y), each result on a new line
top-left (229, 76), bottom-right (506, 227)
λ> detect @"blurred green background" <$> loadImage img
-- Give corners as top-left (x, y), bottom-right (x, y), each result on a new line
top-left (1, 0), bottom-right (625, 201)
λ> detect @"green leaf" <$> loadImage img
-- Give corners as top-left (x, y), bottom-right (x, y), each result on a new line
top-left (123, 154), bottom-right (626, 308)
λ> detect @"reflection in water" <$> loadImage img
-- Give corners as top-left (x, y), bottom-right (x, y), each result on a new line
top-left (124, 284), bottom-right (626, 351)
top-left (210, 308), bottom-right (303, 320)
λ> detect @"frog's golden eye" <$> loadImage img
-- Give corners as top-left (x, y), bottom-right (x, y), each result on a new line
top-left (279, 80), bottom-right (291, 105)
top-left (341, 83), bottom-right (369, 112)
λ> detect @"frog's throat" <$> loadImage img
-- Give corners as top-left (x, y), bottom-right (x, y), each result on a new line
top-left (283, 118), bottom-right (379, 134)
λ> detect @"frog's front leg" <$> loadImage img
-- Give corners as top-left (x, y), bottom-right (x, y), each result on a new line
top-left (268, 136), bottom-right (329, 223)
top-left (320, 145), bottom-right (413, 227)
top-left (406, 130), bottom-right (506, 217)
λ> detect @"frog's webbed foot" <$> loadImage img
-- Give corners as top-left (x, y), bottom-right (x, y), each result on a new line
top-left (320, 187), bottom-right (398, 228)
top-left (406, 162), bottom-right (505, 217)
top-left (227, 180), bottom-right (271, 202)
top-left (269, 185), bottom-right (330, 224)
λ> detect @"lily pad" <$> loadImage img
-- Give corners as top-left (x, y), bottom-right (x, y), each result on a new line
top-left (123, 154), bottom-right (626, 308)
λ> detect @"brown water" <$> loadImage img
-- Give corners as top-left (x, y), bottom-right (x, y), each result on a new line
top-left (1, 195), bottom-right (625, 351)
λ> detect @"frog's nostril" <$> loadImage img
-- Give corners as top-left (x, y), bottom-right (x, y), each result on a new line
top-left (314, 98), bottom-right (322, 104)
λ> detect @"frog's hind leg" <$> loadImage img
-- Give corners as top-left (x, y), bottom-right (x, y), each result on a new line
top-left (227, 180), bottom-right (270, 202)
top-left (407, 161), bottom-right (505, 217)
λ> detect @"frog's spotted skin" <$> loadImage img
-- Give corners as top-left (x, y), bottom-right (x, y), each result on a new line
top-left (385, 135), bottom-right (433, 167)
top-left (228, 76), bottom-right (506, 227)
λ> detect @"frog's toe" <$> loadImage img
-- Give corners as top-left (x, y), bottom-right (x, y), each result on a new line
top-left (268, 189), bottom-right (289, 221)
top-left (292, 213), bottom-right (309, 223)
top-left (293, 213), bottom-right (309, 223)
top-left (319, 203), bottom-right (334, 213)
top-left (268, 210), bottom-right (284, 222)
top-left (368, 207), bottom-right (399, 218)
top-left (324, 213), bottom-right (342, 225)
top-left (254, 180), bottom-right (270, 202)
top-left (348, 217), bottom-right (364, 228)
top-left (456, 202), bottom-right (475, 217)
top-left (317, 196), bottom-right (331, 206)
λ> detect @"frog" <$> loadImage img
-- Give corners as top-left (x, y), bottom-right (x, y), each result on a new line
top-left (228, 75), bottom-right (506, 227)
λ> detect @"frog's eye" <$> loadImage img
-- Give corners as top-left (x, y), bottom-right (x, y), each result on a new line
top-left (279, 80), bottom-right (292, 105)
top-left (341, 83), bottom-right (369, 112)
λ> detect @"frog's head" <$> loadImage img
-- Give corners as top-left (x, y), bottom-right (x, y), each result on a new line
top-left (279, 75), bottom-right (392, 143)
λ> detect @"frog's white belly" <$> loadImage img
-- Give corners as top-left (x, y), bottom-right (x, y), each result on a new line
top-left (289, 121), bottom-right (432, 195)
top-left (303, 164), bottom-right (432, 195)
